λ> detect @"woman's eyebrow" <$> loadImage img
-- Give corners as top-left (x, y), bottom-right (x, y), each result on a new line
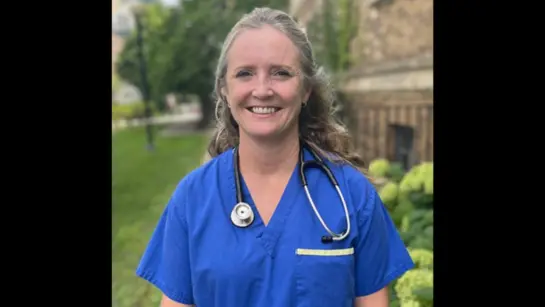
top-left (270, 64), bottom-right (296, 71)
top-left (232, 64), bottom-right (296, 71)
top-left (232, 65), bottom-right (255, 71)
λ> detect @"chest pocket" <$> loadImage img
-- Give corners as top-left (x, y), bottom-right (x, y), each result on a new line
top-left (294, 247), bottom-right (355, 307)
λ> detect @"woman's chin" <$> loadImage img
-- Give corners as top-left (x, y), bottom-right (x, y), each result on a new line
top-left (247, 129), bottom-right (281, 139)
top-left (242, 125), bottom-right (287, 140)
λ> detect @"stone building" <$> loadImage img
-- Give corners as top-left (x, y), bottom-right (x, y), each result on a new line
top-left (290, 0), bottom-right (433, 169)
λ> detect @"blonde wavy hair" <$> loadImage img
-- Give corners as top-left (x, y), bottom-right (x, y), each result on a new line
top-left (206, 7), bottom-right (366, 174)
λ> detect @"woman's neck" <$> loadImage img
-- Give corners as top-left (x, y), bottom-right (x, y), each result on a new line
top-left (238, 132), bottom-right (300, 177)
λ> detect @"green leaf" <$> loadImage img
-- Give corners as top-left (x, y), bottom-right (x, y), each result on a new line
top-left (389, 299), bottom-right (400, 307)
top-left (387, 162), bottom-right (406, 183)
top-left (424, 225), bottom-right (433, 237)
top-left (409, 191), bottom-right (433, 208)
top-left (413, 287), bottom-right (434, 303)
top-left (409, 209), bottom-right (428, 221)
top-left (409, 236), bottom-right (433, 250)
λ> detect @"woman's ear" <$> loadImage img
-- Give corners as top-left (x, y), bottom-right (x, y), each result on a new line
top-left (303, 89), bottom-right (311, 104)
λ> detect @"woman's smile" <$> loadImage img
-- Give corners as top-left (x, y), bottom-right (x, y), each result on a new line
top-left (222, 24), bottom-right (307, 139)
top-left (245, 106), bottom-right (283, 118)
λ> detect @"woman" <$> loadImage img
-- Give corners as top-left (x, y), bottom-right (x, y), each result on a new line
top-left (136, 7), bottom-right (414, 307)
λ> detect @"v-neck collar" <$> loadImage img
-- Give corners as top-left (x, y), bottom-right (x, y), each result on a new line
top-left (239, 163), bottom-right (299, 257)
top-left (224, 147), bottom-right (320, 258)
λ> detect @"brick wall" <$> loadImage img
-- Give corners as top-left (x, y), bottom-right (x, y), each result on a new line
top-left (350, 0), bottom-right (433, 66)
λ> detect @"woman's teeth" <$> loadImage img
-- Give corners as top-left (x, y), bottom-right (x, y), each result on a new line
top-left (249, 107), bottom-right (279, 114)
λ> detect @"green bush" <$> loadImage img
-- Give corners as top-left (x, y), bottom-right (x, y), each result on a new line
top-left (374, 161), bottom-right (434, 228)
top-left (112, 102), bottom-right (159, 121)
top-left (388, 162), bottom-right (406, 183)
top-left (370, 159), bottom-right (434, 307)
top-left (394, 267), bottom-right (433, 307)
top-left (379, 181), bottom-right (399, 210)
top-left (369, 159), bottom-right (391, 178)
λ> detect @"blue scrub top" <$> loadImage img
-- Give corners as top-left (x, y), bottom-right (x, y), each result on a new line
top-left (136, 148), bottom-right (415, 306)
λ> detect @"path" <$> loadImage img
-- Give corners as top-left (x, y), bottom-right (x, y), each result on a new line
top-left (112, 112), bottom-right (202, 132)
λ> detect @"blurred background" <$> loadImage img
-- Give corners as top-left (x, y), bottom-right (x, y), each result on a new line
top-left (112, 0), bottom-right (433, 306)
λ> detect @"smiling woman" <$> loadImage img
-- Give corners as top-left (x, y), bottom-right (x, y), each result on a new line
top-left (135, 7), bottom-right (414, 307)
top-left (221, 24), bottom-right (308, 142)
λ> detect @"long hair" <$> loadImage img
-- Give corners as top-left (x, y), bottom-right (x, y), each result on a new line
top-left (206, 7), bottom-right (367, 175)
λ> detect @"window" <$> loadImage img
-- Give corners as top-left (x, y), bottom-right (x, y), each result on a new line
top-left (387, 124), bottom-right (414, 170)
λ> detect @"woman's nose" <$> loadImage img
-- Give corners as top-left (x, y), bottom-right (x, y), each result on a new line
top-left (252, 76), bottom-right (274, 99)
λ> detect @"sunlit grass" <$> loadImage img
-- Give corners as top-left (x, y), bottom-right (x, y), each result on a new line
top-left (112, 127), bottom-right (208, 307)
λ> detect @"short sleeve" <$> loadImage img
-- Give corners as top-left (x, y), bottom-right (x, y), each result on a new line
top-left (354, 184), bottom-right (415, 297)
top-left (135, 182), bottom-right (194, 304)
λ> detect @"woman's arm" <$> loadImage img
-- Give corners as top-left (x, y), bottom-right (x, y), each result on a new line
top-left (348, 171), bottom-right (414, 304)
top-left (136, 180), bottom-right (196, 305)
top-left (354, 287), bottom-right (389, 307)
top-left (161, 294), bottom-right (195, 307)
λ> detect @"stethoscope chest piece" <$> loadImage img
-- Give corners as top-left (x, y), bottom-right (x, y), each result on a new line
top-left (231, 202), bottom-right (254, 228)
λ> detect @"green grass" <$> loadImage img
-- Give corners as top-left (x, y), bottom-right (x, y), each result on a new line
top-left (112, 127), bottom-right (208, 307)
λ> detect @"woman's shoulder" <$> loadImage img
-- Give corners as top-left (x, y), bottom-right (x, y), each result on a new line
top-left (175, 149), bottom-right (233, 194)
top-left (317, 151), bottom-right (374, 193)
top-left (336, 162), bottom-right (378, 211)
top-left (164, 150), bottom-right (233, 222)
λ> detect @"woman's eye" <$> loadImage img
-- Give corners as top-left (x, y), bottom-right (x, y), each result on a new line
top-left (235, 70), bottom-right (252, 78)
top-left (273, 70), bottom-right (291, 77)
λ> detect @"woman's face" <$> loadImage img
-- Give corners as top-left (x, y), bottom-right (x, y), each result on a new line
top-left (222, 25), bottom-right (310, 141)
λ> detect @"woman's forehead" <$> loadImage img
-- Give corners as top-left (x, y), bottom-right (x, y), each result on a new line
top-left (227, 26), bottom-right (300, 68)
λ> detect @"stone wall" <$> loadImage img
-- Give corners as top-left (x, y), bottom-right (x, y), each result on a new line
top-left (350, 0), bottom-right (433, 67)
top-left (343, 89), bottom-right (433, 106)
top-left (289, 0), bottom-right (322, 26)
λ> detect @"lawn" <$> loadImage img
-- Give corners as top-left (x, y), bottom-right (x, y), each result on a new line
top-left (112, 127), bottom-right (208, 307)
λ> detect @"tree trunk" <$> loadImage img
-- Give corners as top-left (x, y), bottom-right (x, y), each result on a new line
top-left (197, 93), bottom-right (215, 130)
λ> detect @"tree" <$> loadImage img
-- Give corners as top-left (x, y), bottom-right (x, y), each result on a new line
top-left (116, 3), bottom-right (172, 109)
top-left (116, 0), bottom-right (290, 129)
top-left (305, 0), bottom-right (358, 74)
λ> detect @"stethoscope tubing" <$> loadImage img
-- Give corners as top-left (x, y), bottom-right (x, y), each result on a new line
top-left (300, 145), bottom-right (351, 242)
top-left (232, 142), bottom-right (351, 242)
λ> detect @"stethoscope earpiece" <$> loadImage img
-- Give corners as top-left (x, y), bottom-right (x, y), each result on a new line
top-left (231, 202), bottom-right (255, 228)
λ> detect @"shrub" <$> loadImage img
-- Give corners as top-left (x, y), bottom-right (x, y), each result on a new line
top-left (379, 181), bottom-right (399, 210)
top-left (400, 209), bottom-right (433, 250)
top-left (369, 159), bottom-right (434, 307)
top-left (368, 159), bottom-right (391, 178)
top-left (394, 268), bottom-right (433, 307)
top-left (373, 161), bottom-right (434, 227)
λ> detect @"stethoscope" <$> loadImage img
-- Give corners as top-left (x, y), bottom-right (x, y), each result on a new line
top-left (231, 142), bottom-right (351, 243)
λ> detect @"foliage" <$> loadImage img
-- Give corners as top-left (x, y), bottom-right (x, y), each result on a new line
top-left (372, 159), bottom-right (434, 307)
top-left (368, 159), bottom-right (406, 184)
top-left (394, 268), bottom-right (433, 307)
top-left (116, 3), bottom-right (172, 111)
top-left (116, 0), bottom-right (289, 128)
top-left (399, 162), bottom-right (433, 196)
top-left (400, 209), bottom-right (433, 251)
top-left (112, 102), bottom-right (159, 121)
top-left (378, 161), bottom-right (434, 228)
top-left (379, 181), bottom-right (399, 210)
top-left (369, 158), bottom-right (390, 178)
top-left (305, 0), bottom-right (358, 73)
top-left (112, 73), bottom-right (121, 92)
top-left (388, 162), bottom-right (407, 183)
top-left (394, 248), bottom-right (433, 307)
top-left (112, 128), bottom-right (208, 307)
top-left (407, 248), bottom-right (433, 270)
